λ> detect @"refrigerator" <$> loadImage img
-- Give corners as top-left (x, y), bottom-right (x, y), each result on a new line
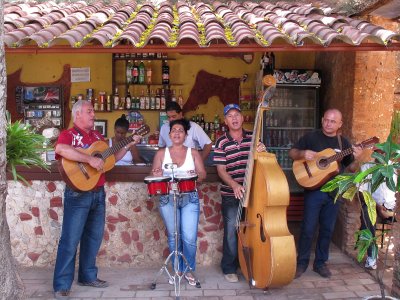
top-left (261, 69), bottom-right (321, 220)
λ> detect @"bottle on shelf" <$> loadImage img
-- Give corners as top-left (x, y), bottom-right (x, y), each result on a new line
top-left (150, 89), bottom-right (155, 110)
top-left (93, 98), bottom-right (99, 111)
top-left (171, 89), bottom-right (177, 102)
top-left (177, 89), bottom-right (184, 107)
top-left (126, 60), bottom-right (132, 84)
top-left (200, 114), bottom-right (205, 130)
top-left (125, 89), bottom-right (132, 110)
top-left (160, 89), bottom-right (166, 110)
top-left (214, 114), bottom-right (220, 131)
top-left (106, 95), bottom-right (112, 112)
top-left (131, 61), bottom-right (139, 84)
top-left (140, 89), bottom-right (145, 109)
top-left (138, 60), bottom-right (145, 84)
top-left (146, 61), bottom-right (152, 84)
top-left (145, 89), bottom-right (150, 109)
top-left (155, 89), bottom-right (161, 110)
top-left (113, 87), bottom-right (120, 111)
top-left (162, 60), bottom-right (170, 85)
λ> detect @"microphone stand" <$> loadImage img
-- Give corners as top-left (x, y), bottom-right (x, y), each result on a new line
top-left (150, 163), bottom-right (201, 299)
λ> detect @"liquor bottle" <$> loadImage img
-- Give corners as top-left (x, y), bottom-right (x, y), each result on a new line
top-left (150, 89), bottom-right (155, 110)
top-left (200, 114), bottom-right (205, 130)
top-left (113, 87), bottom-right (120, 111)
top-left (145, 90), bottom-right (150, 109)
top-left (126, 60), bottom-right (132, 84)
top-left (160, 89), bottom-right (166, 110)
top-left (171, 89), bottom-right (177, 102)
top-left (106, 95), bottom-right (112, 112)
top-left (140, 89), bottom-right (145, 109)
top-left (177, 89), bottom-right (184, 107)
top-left (155, 89), bottom-right (161, 110)
top-left (138, 60), bottom-right (145, 84)
top-left (93, 98), bottom-right (99, 111)
top-left (125, 89), bottom-right (131, 110)
top-left (162, 60), bottom-right (170, 85)
top-left (146, 61), bottom-right (152, 84)
top-left (131, 62), bottom-right (139, 84)
top-left (214, 114), bottom-right (220, 131)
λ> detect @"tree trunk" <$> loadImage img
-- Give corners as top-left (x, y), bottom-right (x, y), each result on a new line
top-left (0, 1), bottom-right (25, 299)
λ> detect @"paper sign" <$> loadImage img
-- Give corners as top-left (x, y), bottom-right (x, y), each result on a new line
top-left (71, 67), bottom-right (90, 82)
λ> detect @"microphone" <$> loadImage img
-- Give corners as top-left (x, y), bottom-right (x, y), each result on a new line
top-left (164, 163), bottom-right (178, 169)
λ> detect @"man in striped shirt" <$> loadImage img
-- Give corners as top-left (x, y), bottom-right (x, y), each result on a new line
top-left (213, 104), bottom-right (266, 283)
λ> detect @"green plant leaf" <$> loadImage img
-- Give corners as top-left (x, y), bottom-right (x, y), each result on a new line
top-left (361, 190), bottom-right (377, 225)
top-left (354, 164), bottom-right (380, 183)
top-left (342, 185), bottom-right (358, 200)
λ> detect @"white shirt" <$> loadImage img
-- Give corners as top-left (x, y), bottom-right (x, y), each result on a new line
top-left (162, 147), bottom-right (195, 178)
top-left (359, 162), bottom-right (396, 209)
top-left (158, 120), bottom-right (211, 150)
top-left (109, 139), bottom-right (133, 166)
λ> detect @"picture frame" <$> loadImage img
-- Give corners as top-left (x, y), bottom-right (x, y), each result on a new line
top-left (94, 120), bottom-right (107, 137)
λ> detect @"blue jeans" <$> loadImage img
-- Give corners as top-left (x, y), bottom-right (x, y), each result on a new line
top-left (220, 195), bottom-right (239, 274)
top-left (297, 190), bottom-right (340, 269)
top-left (159, 191), bottom-right (200, 272)
top-left (53, 186), bottom-right (106, 292)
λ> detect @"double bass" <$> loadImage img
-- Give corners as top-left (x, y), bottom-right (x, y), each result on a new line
top-left (237, 75), bottom-right (296, 288)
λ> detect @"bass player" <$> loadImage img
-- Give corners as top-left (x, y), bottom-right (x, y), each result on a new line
top-left (53, 100), bottom-right (141, 299)
top-left (289, 108), bottom-right (362, 279)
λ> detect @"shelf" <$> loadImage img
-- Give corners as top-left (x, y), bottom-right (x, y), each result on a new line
top-left (269, 107), bottom-right (314, 110)
top-left (95, 109), bottom-right (164, 113)
top-left (115, 82), bottom-right (183, 86)
top-left (113, 57), bottom-right (175, 61)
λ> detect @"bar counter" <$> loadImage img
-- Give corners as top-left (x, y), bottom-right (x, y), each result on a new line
top-left (6, 163), bottom-right (223, 268)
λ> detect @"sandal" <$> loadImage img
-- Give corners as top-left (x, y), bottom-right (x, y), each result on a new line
top-left (184, 273), bottom-right (197, 286)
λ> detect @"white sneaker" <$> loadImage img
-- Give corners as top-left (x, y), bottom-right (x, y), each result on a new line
top-left (365, 256), bottom-right (377, 270)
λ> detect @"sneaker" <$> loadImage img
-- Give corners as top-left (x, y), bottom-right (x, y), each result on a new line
top-left (295, 264), bottom-right (307, 279)
top-left (224, 273), bottom-right (239, 283)
top-left (184, 273), bottom-right (197, 286)
top-left (313, 264), bottom-right (332, 278)
top-left (77, 278), bottom-right (109, 288)
top-left (365, 257), bottom-right (377, 270)
top-left (54, 290), bottom-right (70, 299)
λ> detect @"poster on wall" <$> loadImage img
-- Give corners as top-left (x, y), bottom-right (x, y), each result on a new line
top-left (71, 67), bottom-right (90, 82)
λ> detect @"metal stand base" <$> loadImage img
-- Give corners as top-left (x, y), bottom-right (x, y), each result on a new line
top-left (150, 174), bottom-right (201, 298)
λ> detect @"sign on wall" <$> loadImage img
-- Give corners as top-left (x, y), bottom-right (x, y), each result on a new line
top-left (71, 67), bottom-right (90, 82)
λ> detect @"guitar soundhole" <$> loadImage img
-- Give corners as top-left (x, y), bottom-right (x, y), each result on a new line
top-left (93, 152), bottom-right (103, 160)
top-left (317, 157), bottom-right (329, 169)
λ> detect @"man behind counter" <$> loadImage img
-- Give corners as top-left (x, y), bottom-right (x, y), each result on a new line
top-left (158, 101), bottom-right (212, 162)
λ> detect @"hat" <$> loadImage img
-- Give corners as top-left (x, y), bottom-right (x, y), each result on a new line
top-left (223, 104), bottom-right (241, 116)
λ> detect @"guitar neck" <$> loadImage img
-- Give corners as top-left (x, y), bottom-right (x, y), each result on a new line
top-left (327, 147), bottom-right (353, 163)
top-left (102, 136), bottom-right (134, 159)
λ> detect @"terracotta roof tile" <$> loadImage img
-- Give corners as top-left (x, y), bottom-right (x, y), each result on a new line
top-left (4, 0), bottom-right (400, 49)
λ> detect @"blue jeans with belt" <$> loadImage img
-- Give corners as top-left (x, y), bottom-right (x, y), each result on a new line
top-left (53, 186), bottom-right (106, 292)
top-left (159, 191), bottom-right (200, 272)
top-left (220, 195), bottom-right (240, 274)
top-left (297, 190), bottom-right (340, 269)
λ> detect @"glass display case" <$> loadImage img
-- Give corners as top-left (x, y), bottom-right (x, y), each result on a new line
top-left (262, 83), bottom-right (320, 193)
top-left (18, 85), bottom-right (64, 128)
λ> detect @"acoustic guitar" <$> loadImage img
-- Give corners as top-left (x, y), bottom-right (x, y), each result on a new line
top-left (59, 124), bottom-right (150, 192)
top-left (292, 136), bottom-right (379, 189)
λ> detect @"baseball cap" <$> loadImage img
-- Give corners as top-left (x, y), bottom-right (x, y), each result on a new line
top-left (223, 103), bottom-right (241, 116)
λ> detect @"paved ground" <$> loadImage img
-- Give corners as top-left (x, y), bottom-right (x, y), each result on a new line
top-left (21, 243), bottom-right (394, 300)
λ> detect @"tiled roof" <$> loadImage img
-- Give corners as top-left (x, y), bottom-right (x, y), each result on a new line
top-left (4, 0), bottom-right (400, 49)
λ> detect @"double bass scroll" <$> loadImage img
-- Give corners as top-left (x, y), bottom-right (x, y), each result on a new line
top-left (237, 75), bottom-right (296, 288)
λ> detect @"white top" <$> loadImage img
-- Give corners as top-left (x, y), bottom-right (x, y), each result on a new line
top-left (162, 147), bottom-right (195, 178)
top-left (109, 139), bottom-right (133, 166)
top-left (359, 162), bottom-right (397, 210)
top-left (158, 120), bottom-right (211, 150)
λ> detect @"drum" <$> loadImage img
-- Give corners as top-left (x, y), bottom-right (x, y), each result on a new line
top-left (174, 174), bottom-right (198, 193)
top-left (144, 176), bottom-right (171, 196)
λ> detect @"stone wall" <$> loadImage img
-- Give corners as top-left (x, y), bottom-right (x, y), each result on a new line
top-left (6, 180), bottom-right (223, 267)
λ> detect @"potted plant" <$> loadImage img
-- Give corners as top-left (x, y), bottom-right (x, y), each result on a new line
top-left (6, 111), bottom-right (50, 183)
top-left (321, 124), bottom-right (399, 299)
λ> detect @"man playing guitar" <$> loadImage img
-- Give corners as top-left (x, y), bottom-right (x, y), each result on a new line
top-left (289, 108), bottom-right (362, 279)
top-left (53, 100), bottom-right (140, 299)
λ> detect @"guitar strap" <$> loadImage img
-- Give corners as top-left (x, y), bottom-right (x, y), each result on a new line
top-left (337, 134), bottom-right (343, 162)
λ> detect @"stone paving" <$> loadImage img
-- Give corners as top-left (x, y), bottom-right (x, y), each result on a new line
top-left (21, 244), bottom-right (393, 300)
